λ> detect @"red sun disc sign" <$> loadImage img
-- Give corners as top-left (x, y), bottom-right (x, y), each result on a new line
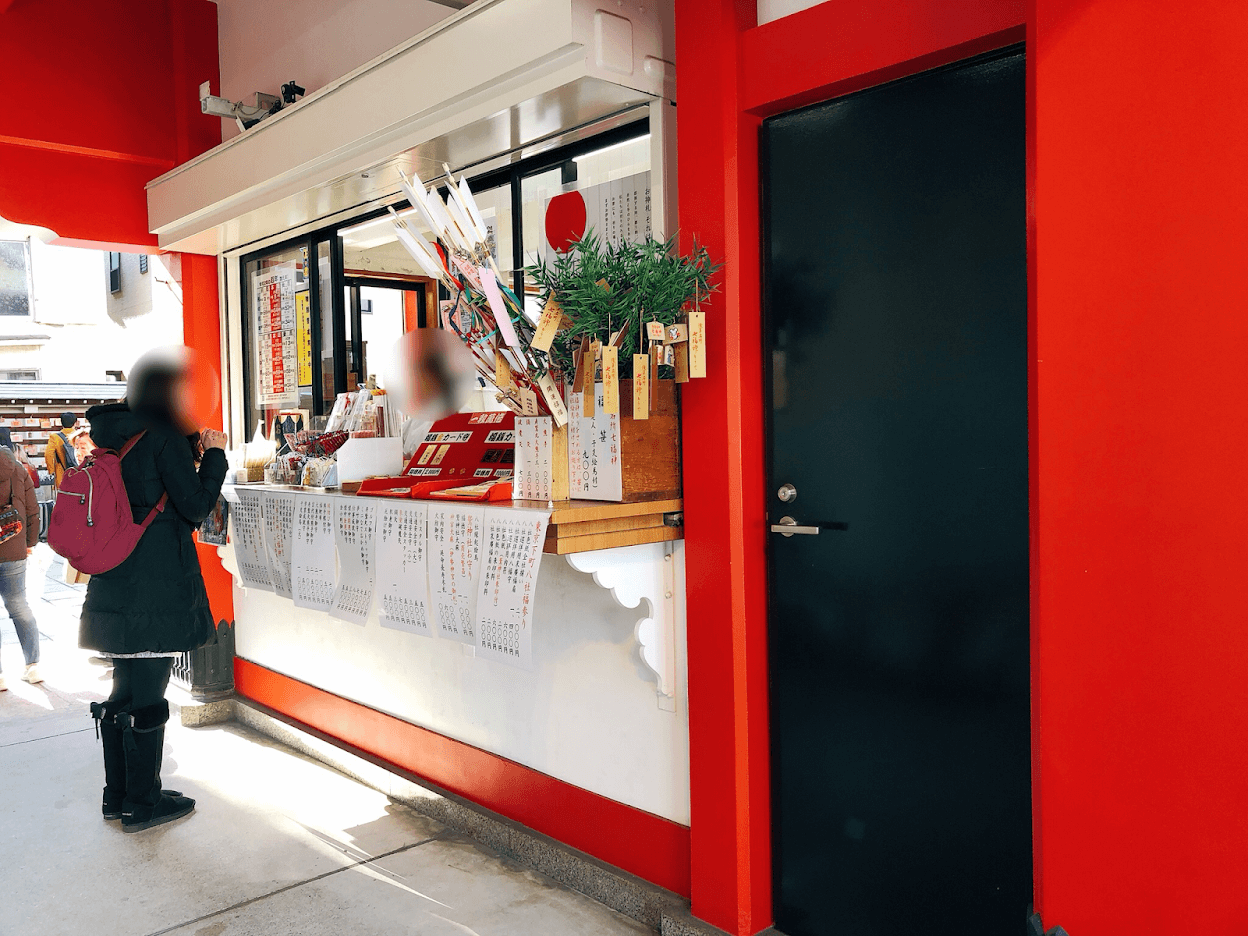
top-left (545, 191), bottom-right (588, 253)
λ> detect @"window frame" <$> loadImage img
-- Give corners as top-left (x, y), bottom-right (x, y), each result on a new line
top-left (237, 118), bottom-right (650, 424)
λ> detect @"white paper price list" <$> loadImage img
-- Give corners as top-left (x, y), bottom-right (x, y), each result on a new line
top-left (475, 509), bottom-right (549, 668)
top-left (292, 495), bottom-right (336, 611)
top-left (262, 492), bottom-right (295, 598)
top-left (331, 498), bottom-right (378, 626)
top-left (233, 490), bottom-right (271, 592)
top-left (377, 502), bottom-right (432, 636)
top-left (429, 505), bottom-right (483, 645)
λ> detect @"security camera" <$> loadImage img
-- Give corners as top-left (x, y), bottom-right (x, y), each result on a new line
top-left (198, 80), bottom-right (294, 132)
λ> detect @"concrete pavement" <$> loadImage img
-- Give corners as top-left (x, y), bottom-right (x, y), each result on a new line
top-left (0, 548), bottom-right (653, 936)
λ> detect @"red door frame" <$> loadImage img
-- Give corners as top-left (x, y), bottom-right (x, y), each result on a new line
top-left (675, 3), bottom-right (1028, 933)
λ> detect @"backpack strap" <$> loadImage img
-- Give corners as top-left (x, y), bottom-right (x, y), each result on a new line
top-left (118, 431), bottom-right (146, 460)
top-left (117, 430), bottom-right (170, 527)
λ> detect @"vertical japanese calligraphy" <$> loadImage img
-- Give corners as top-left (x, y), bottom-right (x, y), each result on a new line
top-left (475, 508), bottom-right (550, 669)
top-left (253, 263), bottom-right (299, 406)
top-left (233, 490), bottom-right (271, 592)
top-left (427, 504), bottom-right (484, 645)
top-left (261, 491), bottom-right (295, 598)
top-left (331, 498), bottom-right (378, 626)
top-left (514, 416), bottom-right (554, 501)
top-left (292, 494), bottom-right (336, 611)
top-left (566, 382), bottom-right (624, 501)
top-left (376, 501), bottom-right (433, 637)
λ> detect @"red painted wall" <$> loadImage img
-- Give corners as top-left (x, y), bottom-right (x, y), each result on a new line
top-left (1032, 2), bottom-right (1248, 932)
top-left (0, 0), bottom-right (219, 250)
top-left (682, 0), bottom-right (1248, 933)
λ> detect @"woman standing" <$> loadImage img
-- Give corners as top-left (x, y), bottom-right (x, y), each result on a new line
top-left (0, 428), bottom-right (42, 690)
top-left (79, 351), bottom-right (227, 832)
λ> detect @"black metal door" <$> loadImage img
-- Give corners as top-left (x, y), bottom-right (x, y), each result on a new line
top-left (763, 50), bottom-right (1029, 936)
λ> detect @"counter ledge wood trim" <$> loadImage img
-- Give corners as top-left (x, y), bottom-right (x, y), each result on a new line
top-left (233, 658), bottom-right (692, 896)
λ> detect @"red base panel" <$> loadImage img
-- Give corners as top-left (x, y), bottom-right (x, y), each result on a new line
top-left (234, 657), bottom-right (692, 896)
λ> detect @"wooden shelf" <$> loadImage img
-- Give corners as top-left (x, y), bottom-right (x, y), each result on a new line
top-left (507, 496), bottom-right (683, 554)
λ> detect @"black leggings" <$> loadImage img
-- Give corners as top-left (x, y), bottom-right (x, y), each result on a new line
top-left (107, 658), bottom-right (174, 711)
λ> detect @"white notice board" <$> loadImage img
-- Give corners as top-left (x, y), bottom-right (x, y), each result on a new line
top-left (253, 263), bottom-right (299, 406)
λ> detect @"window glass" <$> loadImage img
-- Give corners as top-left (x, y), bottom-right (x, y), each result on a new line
top-left (520, 134), bottom-right (651, 319)
top-left (0, 240), bottom-right (32, 316)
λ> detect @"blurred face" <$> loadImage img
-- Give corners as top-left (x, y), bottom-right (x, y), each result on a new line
top-left (73, 435), bottom-right (94, 459)
top-left (171, 372), bottom-right (195, 432)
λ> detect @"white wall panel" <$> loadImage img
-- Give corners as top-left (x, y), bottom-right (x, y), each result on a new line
top-left (233, 542), bottom-right (692, 825)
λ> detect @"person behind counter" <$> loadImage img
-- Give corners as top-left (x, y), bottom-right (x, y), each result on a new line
top-left (0, 426), bottom-right (42, 690)
top-left (79, 350), bottom-right (227, 832)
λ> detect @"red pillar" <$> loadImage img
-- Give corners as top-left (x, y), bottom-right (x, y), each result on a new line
top-left (676, 2), bottom-right (772, 933)
top-left (182, 252), bottom-right (232, 625)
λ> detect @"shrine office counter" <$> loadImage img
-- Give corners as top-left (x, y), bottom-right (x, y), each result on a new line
top-left (215, 483), bottom-right (690, 826)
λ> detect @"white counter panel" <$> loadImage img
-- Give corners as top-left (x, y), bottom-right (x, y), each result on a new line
top-left (233, 541), bottom-right (690, 825)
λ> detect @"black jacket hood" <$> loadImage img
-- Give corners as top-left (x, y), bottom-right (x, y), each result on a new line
top-left (86, 402), bottom-right (161, 451)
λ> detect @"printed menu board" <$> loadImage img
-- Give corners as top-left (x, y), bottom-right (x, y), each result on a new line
top-left (253, 263), bottom-right (299, 406)
top-left (475, 507), bottom-right (549, 668)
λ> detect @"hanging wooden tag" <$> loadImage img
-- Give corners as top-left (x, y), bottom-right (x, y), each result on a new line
top-left (689, 310), bottom-right (706, 378)
top-left (663, 344), bottom-right (675, 366)
top-left (649, 344), bottom-right (661, 409)
top-left (633, 355), bottom-right (650, 420)
top-left (674, 342), bottom-right (690, 383)
top-left (537, 372), bottom-right (568, 427)
top-left (530, 297), bottom-right (564, 353)
top-left (664, 323), bottom-right (689, 344)
top-left (519, 384), bottom-right (540, 416)
top-left (495, 354), bottom-right (512, 391)
top-left (572, 336), bottom-right (590, 392)
top-left (601, 345), bottom-right (619, 414)
top-left (646, 320), bottom-right (665, 343)
top-left (612, 320), bottom-right (631, 348)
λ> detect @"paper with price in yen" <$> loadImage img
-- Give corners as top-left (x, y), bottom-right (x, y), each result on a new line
top-left (292, 495), bottom-right (336, 611)
top-left (331, 498), bottom-right (378, 626)
top-left (427, 504), bottom-right (484, 645)
top-left (376, 501), bottom-right (433, 637)
top-left (261, 491), bottom-right (295, 598)
top-left (232, 490), bottom-right (272, 592)
top-left (475, 507), bottom-right (550, 669)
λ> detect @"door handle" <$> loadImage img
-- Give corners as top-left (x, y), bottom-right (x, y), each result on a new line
top-left (770, 516), bottom-right (849, 537)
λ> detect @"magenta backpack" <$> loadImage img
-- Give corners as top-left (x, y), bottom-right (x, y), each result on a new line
top-left (48, 431), bottom-right (168, 575)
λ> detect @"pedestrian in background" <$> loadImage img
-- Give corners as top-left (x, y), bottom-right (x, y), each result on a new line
top-left (0, 427), bottom-right (43, 690)
top-left (44, 412), bottom-right (79, 492)
top-left (79, 350), bottom-right (227, 832)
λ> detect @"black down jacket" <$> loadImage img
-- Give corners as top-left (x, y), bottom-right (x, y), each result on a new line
top-left (77, 403), bottom-right (227, 654)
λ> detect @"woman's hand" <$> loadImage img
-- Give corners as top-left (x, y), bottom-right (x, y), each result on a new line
top-left (201, 429), bottom-right (227, 451)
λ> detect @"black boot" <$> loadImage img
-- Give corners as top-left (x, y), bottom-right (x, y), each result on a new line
top-left (117, 701), bottom-right (195, 833)
top-left (90, 701), bottom-right (183, 821)
top-left (89, 701), bottom-right (127, 820)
